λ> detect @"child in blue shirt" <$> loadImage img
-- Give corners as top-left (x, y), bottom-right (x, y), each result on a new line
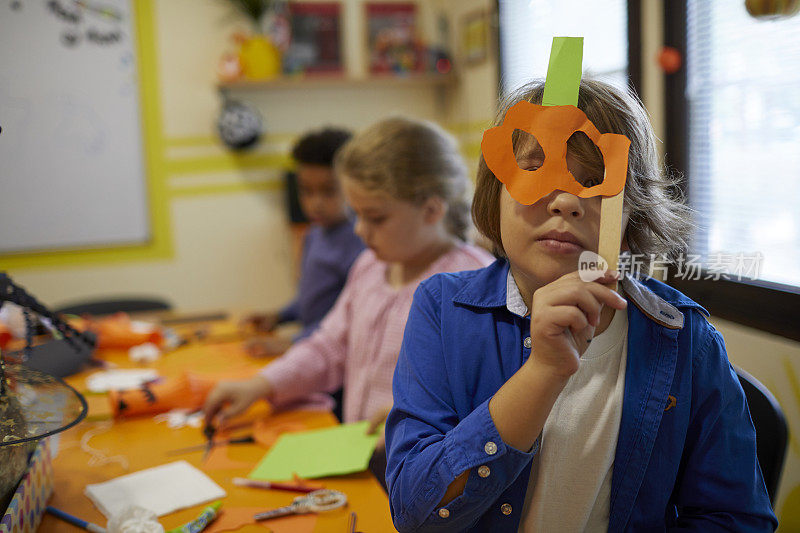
top-left (244, 127), bottom-right (365, 356)
top-left (385, 79), bottom-right (777, 531)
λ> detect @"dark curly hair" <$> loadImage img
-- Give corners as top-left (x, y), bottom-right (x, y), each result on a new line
top-left (291, 127), bottom-right (353, 167)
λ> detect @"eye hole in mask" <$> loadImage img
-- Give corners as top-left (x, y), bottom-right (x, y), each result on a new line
top-left (512, 129), bottom-right (544, 172)
top-left (565, 131), bottom-right (606, 189)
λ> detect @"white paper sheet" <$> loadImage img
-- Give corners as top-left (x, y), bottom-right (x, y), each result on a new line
top-left (84, 461), bottom-right (226, 518)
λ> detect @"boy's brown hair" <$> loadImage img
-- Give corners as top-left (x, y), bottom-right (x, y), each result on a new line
top-left (472, 78), bottom-right (693, 268)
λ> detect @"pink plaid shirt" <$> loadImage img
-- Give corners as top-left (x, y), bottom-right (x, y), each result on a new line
top-left (260, 244), bottom-right (494, 423)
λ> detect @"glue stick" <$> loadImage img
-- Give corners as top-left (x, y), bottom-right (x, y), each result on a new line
top-left (166, 501), bottom-right (222, 533)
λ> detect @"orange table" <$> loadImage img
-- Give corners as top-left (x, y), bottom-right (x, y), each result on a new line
top-left (40, 317), bottom-right (395, 532)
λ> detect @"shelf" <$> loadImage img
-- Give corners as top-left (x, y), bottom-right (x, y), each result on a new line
top-left (217, 72), bottom-right (456, 92)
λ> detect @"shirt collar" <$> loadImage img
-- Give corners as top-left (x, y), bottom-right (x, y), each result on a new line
top-left (505, 269), bottom-right (529, 317)
top-left (451, 259), bottom-right (510, 309)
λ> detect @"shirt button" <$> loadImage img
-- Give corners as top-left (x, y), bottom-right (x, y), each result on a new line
top-left (477, 465), bottom-right (490, 478)
top-left (484, 441), bottom-right (497, 455)
top-left (524, 336), bottom-right (532, 349)
top-left (501, 503), bottom-right (513, 515)
top-left (438, 508), bottom-right (450, 519)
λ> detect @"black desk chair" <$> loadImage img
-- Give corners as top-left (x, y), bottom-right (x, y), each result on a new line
top-left (736, 366), bottom-right (789, 505)
top-left (55, 297), bottom-right (171, 317)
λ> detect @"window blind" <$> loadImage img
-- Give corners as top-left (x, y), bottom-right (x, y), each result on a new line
top-left (687, 0), bottom-right (800, 287)
top-left (498, 0), bottom-right (628, 95)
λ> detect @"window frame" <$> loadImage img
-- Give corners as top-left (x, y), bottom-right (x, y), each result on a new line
top-left (663, 0), bottom-right (800, 342)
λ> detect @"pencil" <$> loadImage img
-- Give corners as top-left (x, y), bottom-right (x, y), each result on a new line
top-left (232, 477), bottom-right (318, 493)
top-left (46, 506), bottom-right (106, 533)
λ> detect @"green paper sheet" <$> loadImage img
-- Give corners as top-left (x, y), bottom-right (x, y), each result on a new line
top-left (248, 421), bottom-right (380, 481)
top-left (542, 36), bottom-right (584, 107)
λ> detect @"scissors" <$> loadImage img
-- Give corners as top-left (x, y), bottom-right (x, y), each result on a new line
top-left (165, 434), bottom-right (255, 456)
top-left (202, 423), bottom-right (216, 461)
top-left (253, 489), bottom-right (348, 521)
top-left (348, 511), bottom-right (364, 533)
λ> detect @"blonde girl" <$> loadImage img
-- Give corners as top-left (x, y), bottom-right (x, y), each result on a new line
top-left (204, 117), bottom-right (494, 483)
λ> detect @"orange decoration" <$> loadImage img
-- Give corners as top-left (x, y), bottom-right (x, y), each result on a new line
top-left (657, 46), bottom-right (682, 74)
top-left (481, 101), bottom-right (630, 205)
top-left (69, 313), bottom-right (164, 350)
top-left (109, 373), bottom-right (213, 418)
top-left (745, 0), bottom-right (800, 18)
top-left (0, 323), bottom-right (12, 350)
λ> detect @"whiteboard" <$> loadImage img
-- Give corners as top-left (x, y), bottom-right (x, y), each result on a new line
top-left (0, 0), bottom-right (149, 253)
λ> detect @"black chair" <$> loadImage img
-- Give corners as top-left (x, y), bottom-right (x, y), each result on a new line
top-left (735, 366), bottom-right (789, 505)
top-left (55, 297), bottom-right (172, 317)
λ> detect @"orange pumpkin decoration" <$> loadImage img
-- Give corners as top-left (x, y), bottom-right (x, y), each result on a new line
top-left (745, 0), bottom-right (800, 19)
top-left (481, 101), bottom-right (630, 206)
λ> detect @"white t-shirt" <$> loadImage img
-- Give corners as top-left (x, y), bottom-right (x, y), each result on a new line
top-left (507, 273), bottom-right (628, 532)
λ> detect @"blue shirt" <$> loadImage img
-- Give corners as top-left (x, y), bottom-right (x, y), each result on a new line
top-left (386, 259), bottom-right (777, 532)
top-left (278, 219), bottom-right (364, 341)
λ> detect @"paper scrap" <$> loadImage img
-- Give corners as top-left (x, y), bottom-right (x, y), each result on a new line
top-left (86, 369), bottom-right (159, 393)
top-left (253, 419), bottom-right (307, 448)
top-left (203, 444), bottom-right (253, 471)
top-left (85, 460), bottom-right (226, 518)
top-left (248, 421), bottom-right (379, 481)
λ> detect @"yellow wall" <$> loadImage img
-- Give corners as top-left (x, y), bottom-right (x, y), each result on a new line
top-left (439, 0), bottom-right (499, 162)
top-left (4, 0), bottom-right (487, 313)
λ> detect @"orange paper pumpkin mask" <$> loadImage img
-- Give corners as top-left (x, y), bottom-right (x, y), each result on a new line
top-left (481, 101), bottom-right (631, 205)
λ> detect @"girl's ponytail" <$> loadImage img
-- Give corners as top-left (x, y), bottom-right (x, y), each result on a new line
top-left (444, 197), bottom-right (470, 242)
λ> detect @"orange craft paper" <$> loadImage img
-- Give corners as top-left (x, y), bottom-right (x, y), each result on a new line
top-left (206, 507), bottom-right (317, 533)
top-left (253, 418), bottom-right (307, 448)
top-left (481, 101), bottom-right (630, 205)
top-left (202, 443), bottom-right (254, 471)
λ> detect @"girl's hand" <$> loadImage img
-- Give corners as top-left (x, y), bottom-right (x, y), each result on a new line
top-left (203, 375), bottom-right (273, 427)
top-left (367, 405), bottom-right (392, 451)
top-left (245, 336), bottom-right (292, 357)
top-left (529, 270), bottom-right (626, 378)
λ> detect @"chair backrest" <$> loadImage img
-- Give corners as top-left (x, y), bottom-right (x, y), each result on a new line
top-left (735, 366), bottom-right (789, 505)
top-left (55, 297), bottom-right (171, 317)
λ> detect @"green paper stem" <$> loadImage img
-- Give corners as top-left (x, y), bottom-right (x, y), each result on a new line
top-left (542, 37), bottom-right (584, 107)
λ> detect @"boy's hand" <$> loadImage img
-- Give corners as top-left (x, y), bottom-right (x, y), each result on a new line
top-left (203, 375), bottom-right (273, 427)
top-left (240, 312), bottom-right (280, 333)
top-left (529, 270), bottom-right (626, 378)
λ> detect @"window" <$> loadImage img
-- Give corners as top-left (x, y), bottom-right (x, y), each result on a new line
top-left (498, 0), bottom-right (630, 95)
top-left (686, 0), bottom-right (800, 288)
top-left (665, 0), bottom-right (800, 341)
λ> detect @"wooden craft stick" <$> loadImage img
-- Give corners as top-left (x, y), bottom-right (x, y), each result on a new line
top-left (598, 190), bottom-right (625, 291)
